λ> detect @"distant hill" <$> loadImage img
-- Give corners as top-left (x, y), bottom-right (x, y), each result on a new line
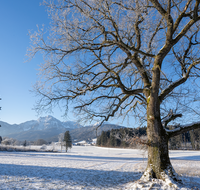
top-left (70, 124), bottom-right (124, 142)
top-left (0, 116), bottom-right (126, 142)
top-left (6, 127), bottom-right (67, 142)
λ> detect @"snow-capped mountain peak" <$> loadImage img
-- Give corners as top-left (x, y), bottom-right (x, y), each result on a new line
top-left (93, 121), bottom-right (110, 126)
top-left (35, 115), bottom-right (63, 130)
top-left (0, 116), bottom-right (83, 134)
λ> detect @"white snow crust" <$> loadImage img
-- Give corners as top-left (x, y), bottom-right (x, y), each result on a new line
top-left (0, 146), bottom-right (199, 189)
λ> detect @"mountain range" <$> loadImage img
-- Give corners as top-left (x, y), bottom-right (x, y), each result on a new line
top-left (0, 115), bottom-right (124, 142)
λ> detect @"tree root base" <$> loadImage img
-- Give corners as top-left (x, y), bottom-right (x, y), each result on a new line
top-left (131, 178), bottom-right (180, 189)
top-left (138, 164), bottom-right (182, 188)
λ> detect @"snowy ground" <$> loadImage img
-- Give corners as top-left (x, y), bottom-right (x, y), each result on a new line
top-left (0, 146), bottom-right (200, 189)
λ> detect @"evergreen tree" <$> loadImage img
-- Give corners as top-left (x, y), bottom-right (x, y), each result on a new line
top-left (110, 134), bottom-right (116, 147)
top-left (194, 129), bottom-right (200, 150)
top-left (23, 140), bottom-right (27, 147)
top-left (169, 134), bottom-right (182, 150)
top-left (100, 131), bottom-right (107, 146)
top-left (64, 131), bottom-right (72, 152)
top-left (121, 140), bottom-right (128, 148)
top-left (190, 128), bottom-right (200, 150)
top-left (96, 136), bottom-right (101, 146)
top-left (190, 130), bottom-right (195, 149)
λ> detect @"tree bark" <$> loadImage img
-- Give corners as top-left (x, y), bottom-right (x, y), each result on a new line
top-left (141, 95), bottom-right (180, 183)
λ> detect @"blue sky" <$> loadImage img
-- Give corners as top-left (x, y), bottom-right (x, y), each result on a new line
top-left (0, 0), bottom-right (137, 127)
top-left (1, 1), bottom-right (196, 128)
top-left (0, 0), bottom-right (69, 124)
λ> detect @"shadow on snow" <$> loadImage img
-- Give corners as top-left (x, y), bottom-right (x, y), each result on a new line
top-left (0, 163), bottom-right (142, 188)
top-left (171, 155), bottom-right (200, 161)
top-left (2, 152), bottom-right (147, 162)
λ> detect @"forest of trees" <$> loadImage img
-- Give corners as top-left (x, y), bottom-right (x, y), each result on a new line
top-left (97, 127), bottom-right (147, 148)
top-left (97, 127), bottom-right (200, 150)
top-left (169, 128), bottom-right (200, 150)
top-left (0, 137), bottom-right (48, 146)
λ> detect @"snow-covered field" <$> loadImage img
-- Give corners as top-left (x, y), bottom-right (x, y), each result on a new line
top-left (0, 146), bottom-right (200, 189)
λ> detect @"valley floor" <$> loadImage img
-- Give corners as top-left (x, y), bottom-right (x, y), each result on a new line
top-left (0, 146), bottom-right (200, 189)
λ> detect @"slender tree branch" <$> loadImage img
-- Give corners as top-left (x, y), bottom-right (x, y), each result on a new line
top-left (173, 0), bottom-right (193, 32)
top-left (159, 61), bottom-right (200, 102)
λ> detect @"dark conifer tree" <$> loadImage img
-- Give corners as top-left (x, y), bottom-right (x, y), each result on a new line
top-left (64, 131), bottom-right (72, 152)
top-left (23, 140), bottom-right (27, 147)
top-left (190, 130), bottom-right (195, 149)
top-left (110, 134), bottom-right (116, 147)
top-left (100, 131), bottom-right (107, 146)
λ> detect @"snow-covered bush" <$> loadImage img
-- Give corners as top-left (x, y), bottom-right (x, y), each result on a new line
top-left (40, 145), bottom-right (47, 150)
top-left (34, 139), bottom-right (47, 145)
top-left (1, 137), bottom-right (16, 146)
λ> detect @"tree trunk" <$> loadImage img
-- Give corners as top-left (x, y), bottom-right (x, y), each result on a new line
top-left (141, 95), bottom-right (181, 183)
top-left (141, 123), bottom-right (180, 182)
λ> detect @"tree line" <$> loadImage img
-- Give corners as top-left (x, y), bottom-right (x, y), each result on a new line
top-left (97, 127), bottom-right (147, 148)
top-left (0, 131), bottom-right (72, 152)
top-left (97, 127), bottom-right (200, 150)
top-left (0, 137), bottom-right (49, 146)
top-left (169, 127), bottom-right (200, 150)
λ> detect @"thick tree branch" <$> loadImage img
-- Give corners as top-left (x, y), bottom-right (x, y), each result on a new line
top-left (162, 110), bottom-right (182, 127)
top-left (173, 17), bottom-right (200, 45)
top-left (167, 121), bottom-right (200, 138)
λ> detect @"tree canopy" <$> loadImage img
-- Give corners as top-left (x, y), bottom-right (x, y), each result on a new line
top-left (29, 0), bottom-right (200, 125)
top-left (29, 0), bottom-right (200, 185)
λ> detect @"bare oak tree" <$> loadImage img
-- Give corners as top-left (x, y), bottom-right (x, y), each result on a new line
top-left (29, 0), bottom-right (200, 184)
